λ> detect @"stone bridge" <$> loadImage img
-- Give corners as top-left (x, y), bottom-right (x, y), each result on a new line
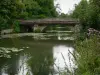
top-left (19, 18), bottom-right (80, 32)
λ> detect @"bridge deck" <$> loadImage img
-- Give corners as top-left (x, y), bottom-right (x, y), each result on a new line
top-left (19, 18), bottom-right (79, 26)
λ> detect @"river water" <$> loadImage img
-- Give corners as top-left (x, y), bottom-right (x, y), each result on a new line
top-left (0, 27), bottom-right (77, 75)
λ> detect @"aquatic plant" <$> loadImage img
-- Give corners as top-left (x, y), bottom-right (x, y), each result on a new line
top-left (0, 47), bottom-right (24, 58)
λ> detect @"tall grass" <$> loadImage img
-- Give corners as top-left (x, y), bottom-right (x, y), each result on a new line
top-left (74, 36), bottom-right (100, 75)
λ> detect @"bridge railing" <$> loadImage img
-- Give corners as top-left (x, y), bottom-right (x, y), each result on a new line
top-left (25, 18), bottom-right (79, 21)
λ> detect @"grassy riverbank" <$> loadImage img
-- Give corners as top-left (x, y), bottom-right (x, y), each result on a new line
top-left (74, 36), bottom-right (100, 75)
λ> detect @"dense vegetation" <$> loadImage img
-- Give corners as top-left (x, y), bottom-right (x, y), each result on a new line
top-left (0, 0), bottom-right (100, 31)
top-left (0, 0), bottom-right (58, 30)
top-left (75, 36), bottom-right (100, 75)
top-left (71, 0), bottom-right (100, 75)
top-left (0, 0), bottom-right (100, 75)
top-left (71, 0), bottom-right (100, 31)
top-left (0, 0), bottom-right (100, 32)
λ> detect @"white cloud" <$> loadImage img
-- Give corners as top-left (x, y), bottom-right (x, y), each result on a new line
top-left (54, 0), bottom-right (81, 14)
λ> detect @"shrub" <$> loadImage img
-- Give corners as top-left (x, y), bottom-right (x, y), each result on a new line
top-left (13, 20), bottom-right (20, 33)
top-left (75, 36), bottom-right (100, 75)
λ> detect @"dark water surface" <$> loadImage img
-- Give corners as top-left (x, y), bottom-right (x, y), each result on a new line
top-left (0, 33), bottom-right (76, 75)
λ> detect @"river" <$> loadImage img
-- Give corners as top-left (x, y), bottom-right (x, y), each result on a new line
top-left (0, 27), bottom-right (77, 75)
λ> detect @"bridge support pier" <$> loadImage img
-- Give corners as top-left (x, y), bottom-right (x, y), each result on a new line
top-left (33, 24), bottom-right (47, 33)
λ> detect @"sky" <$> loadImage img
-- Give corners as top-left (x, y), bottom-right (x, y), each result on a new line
top-left (54, 0), bottom-right (81, 14)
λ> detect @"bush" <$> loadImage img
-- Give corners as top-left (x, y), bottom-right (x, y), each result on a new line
top-left (13, 20), bottom-right (20, 33)
top-left (19, 12), bottom-right (29, 19)
top-left (75, 36), bottom-right (100, 75)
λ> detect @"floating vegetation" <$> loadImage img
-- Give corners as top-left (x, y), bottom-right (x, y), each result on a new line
top-left (0, 47), bottom-right (26, 58)
top-left (1, 33), bottom-right (74, 41)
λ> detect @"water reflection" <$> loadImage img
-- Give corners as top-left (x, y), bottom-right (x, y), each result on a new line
top-left (1, 54), bottom-right (19, 75)
top-left (53, 45), bottom-right (76, 74)
top-left (27, 45), bottom-right (54, 75)
top-left (0, 25), bottom-right (76, 75)
top-left (18, 54), bottom-right (32, 75)
top-left (0, 38), bottom-right (76, 75)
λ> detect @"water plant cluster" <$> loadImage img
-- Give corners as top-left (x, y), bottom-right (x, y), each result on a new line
top-left (0, 47), bottom-right (24, 58)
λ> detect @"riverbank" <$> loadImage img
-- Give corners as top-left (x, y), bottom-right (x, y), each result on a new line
top-left (74, 36), bottom-right (100, 75)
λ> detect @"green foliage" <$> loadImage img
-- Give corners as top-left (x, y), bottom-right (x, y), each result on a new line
top-left (71, 0), bottom-right (89, 30)
top-left (35, 0), bottom-right (57, 17)
top-left (75, 36), bottom-right (100, 75)
top-left (13, 21), bottom-right (20, 33)
top-left (59, 13), bottom-right (71, 18)
top-left (0, 0), bottom-right (58, 31)
top-left (76, 32), bottom-right (87, 41)
top-left (19, 12), bottom-right (29, 19)
top-left (0, 16), bottom-right (8, 29)
top-left (27, 49), bottom-right (54, 75)
top-left (87, 0), bottom-right (100, 29)
top-left (71, 0), bottom-right (100, 30)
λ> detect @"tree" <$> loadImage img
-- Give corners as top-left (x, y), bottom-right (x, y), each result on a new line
top-left (0, 0), bottom-right (58, 31)
top-left (88, 0), bottom-right (100, 29)
top-left (71, 0), bottom-right (89, 31)
top-left (71, 0), bottom-right (100, 30)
